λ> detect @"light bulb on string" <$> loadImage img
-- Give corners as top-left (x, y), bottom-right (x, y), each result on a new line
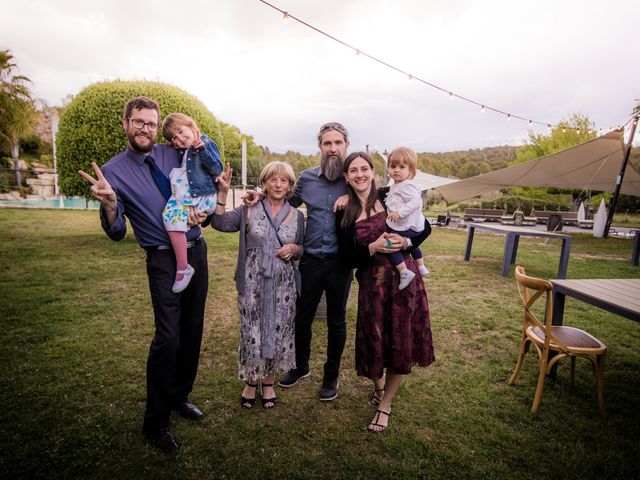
top-left (259, 1), bottom-right (631, 135)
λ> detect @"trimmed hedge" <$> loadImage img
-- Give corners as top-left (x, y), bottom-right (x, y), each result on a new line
top-left (57, 80), bottom-right (231, 198)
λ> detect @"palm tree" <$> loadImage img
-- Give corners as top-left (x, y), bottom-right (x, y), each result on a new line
top-left (0, 49), bottom-right (35, 186)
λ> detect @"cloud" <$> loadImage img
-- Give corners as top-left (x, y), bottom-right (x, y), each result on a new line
top-left (2, 0), bottom-right (638, 154)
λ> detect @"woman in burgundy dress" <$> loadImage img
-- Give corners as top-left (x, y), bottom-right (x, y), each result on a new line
top-left (336, 152), bottom-right (435, 432)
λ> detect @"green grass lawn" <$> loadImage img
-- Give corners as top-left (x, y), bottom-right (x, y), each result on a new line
top-left (1, 208), bottom-right (639, 480)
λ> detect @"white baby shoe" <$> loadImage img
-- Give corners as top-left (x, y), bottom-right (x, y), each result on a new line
top-left (172, 264), bottom-right (195, 293)
top-left (398, 269), bottom-right (416, 290)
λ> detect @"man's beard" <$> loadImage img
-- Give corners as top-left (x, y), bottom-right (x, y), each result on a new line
top-left (127, 128), bottom-right (155, 153)
top-left (320, 152), bottom-right (344, 181)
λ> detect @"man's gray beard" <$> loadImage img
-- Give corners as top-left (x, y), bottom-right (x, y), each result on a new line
top-left (321, 154), bottom-right (344, 182)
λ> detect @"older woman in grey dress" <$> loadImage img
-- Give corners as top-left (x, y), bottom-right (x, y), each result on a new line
top-left (212, 162), bottom-right (304, 409)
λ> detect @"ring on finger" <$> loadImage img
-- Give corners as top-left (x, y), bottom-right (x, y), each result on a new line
top-left (385, 238), bottom-right (393, 248)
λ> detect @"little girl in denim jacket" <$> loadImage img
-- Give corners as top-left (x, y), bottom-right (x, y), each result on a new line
top-left (161, 113), bottom-right (223, 293)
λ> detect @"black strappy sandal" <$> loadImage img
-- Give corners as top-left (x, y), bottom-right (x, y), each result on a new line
top-left (240, 382), bottom-right (257, 409)
top-left (371, 388), bottom-right (385, 407)
top-left (367, 409), bottom-right (391, 432)
top-left (260, 383), bottom-right (277, 409)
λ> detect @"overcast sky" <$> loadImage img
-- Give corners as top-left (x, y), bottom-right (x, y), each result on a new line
top-left (2, 0), bottom-right (639, 154)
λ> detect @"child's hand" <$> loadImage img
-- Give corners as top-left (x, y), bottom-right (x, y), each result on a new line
top-left (192, 127), bottom-right (204, 148)
top-left (387, 211), bottom-right (400, 222)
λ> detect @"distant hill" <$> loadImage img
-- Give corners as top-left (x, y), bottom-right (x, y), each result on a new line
top-left (417, 145), bottom-right (521, 179)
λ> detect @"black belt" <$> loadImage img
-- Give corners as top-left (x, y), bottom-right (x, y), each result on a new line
top-left (144, 235), bottom-right (203, 252)
top-left (306, 252), bottom-right (338, 261)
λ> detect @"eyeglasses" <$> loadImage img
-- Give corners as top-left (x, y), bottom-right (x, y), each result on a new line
top-left (128, 118), bottom-right (159, 131)
top-left (318, 122), bottom-right (348, 138)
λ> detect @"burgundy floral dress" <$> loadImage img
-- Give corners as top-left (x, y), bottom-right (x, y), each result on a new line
top-left (353, 212), bottom-right (435, 379)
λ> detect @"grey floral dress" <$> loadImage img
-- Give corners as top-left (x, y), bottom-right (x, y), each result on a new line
top-left (212, 201), bottom-right (303, 383)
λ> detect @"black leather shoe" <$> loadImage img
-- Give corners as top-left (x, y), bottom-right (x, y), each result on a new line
top-left (145, 427), bottom-right (179, 454)
top-left (320, 378), bottom-right (339, 402)
top-left (174, 402), bottom-right (204, 420)
top-left (278, 368), bottom-right (310, 388)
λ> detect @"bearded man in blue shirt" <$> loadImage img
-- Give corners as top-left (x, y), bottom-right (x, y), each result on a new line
top-left (278, 122), bottom-right (353, 401)
top-left (79, 96), bottom-right (210, 454)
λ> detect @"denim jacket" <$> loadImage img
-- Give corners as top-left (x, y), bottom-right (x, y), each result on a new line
top-left (178, 134), bottom-right (223, 196)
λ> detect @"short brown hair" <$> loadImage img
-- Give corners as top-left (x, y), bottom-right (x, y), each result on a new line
top-left (388, 146), bottom-right (417, 179)
top-left (123, 96), bottom-right (160, 120)
top-left (161, 112), bottom-right (199, 142)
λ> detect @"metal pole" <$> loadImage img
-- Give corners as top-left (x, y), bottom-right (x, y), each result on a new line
top-left (603, 116), bottom-right (638, 238)
top-left (50, 109), bottom-right (59, 196)
top-left (241, 138), bottom-right (247, 187)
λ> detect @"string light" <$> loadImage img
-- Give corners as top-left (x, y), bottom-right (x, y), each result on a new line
top-left (258, 0), bottom-right (625, 136)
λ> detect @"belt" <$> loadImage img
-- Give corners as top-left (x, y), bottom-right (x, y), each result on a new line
top-left (306, 252), bottom-right (338, 261)
top-left (144, 235), bottom-right (203, 252)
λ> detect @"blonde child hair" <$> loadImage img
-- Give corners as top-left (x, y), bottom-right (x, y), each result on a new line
top-left (162, 112), bottom-right (199, 143)
top-left (388, 146), bottom-right (417, 179)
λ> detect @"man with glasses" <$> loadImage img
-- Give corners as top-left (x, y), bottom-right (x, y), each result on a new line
top-left (278, 122), bottom-right (354, 401)
top-left (78, 96), bottom-right (207, 454)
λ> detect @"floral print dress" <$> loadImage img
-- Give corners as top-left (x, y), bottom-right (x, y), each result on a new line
top-left (162, 151), bottom-right (217, 232)
top-left (237, 203), bottom-right (298, 382)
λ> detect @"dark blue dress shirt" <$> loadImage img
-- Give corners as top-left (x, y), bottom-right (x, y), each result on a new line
top-left (290, 166), bottom-right (348, 256)
top-left (100, 145), bottom-right (202, 248)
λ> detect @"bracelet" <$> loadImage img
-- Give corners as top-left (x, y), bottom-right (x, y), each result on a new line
top-left (217, 202), bottom-right (226, 206)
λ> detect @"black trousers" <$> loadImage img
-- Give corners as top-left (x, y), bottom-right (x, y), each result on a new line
top-left (142, 240), bottom-right (208, 434)
top-left (294, 253), bottom-right (353, 381)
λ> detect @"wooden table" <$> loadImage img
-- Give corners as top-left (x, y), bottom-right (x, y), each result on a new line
top-left (463, 223), bottom-right (572, 278)
top-left (551, 279), bottom-right (640, 325)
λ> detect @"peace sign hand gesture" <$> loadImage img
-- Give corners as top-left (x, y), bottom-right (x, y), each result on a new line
top-left (78, 162), bottom-right (117, 211)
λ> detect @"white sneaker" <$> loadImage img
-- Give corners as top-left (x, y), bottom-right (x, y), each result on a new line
top-left (418, 265), bottom-right (430, 276)
top-left (172, 264), bottom-right (195, 293)
top-left (398, 269), bottom-right (416, 290)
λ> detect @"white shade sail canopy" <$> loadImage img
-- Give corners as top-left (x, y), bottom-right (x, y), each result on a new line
top-left (387, 169), bottom-right (458, 191)
top-left (434, 130), bottom-right (640, 204)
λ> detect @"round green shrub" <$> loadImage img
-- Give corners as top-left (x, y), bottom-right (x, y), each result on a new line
top-left (57, 80), bottom-right (230, 198)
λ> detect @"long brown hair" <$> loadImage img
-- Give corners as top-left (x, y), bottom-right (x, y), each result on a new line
top-left (340, 152), bottom-right (378, 229)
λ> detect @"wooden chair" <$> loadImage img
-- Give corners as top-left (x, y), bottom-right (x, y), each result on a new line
top-left (507, 266), bottom-right (607, 417)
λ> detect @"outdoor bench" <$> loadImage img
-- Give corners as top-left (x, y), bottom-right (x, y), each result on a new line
top-left (463, 208), bottom-right (504, 222)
